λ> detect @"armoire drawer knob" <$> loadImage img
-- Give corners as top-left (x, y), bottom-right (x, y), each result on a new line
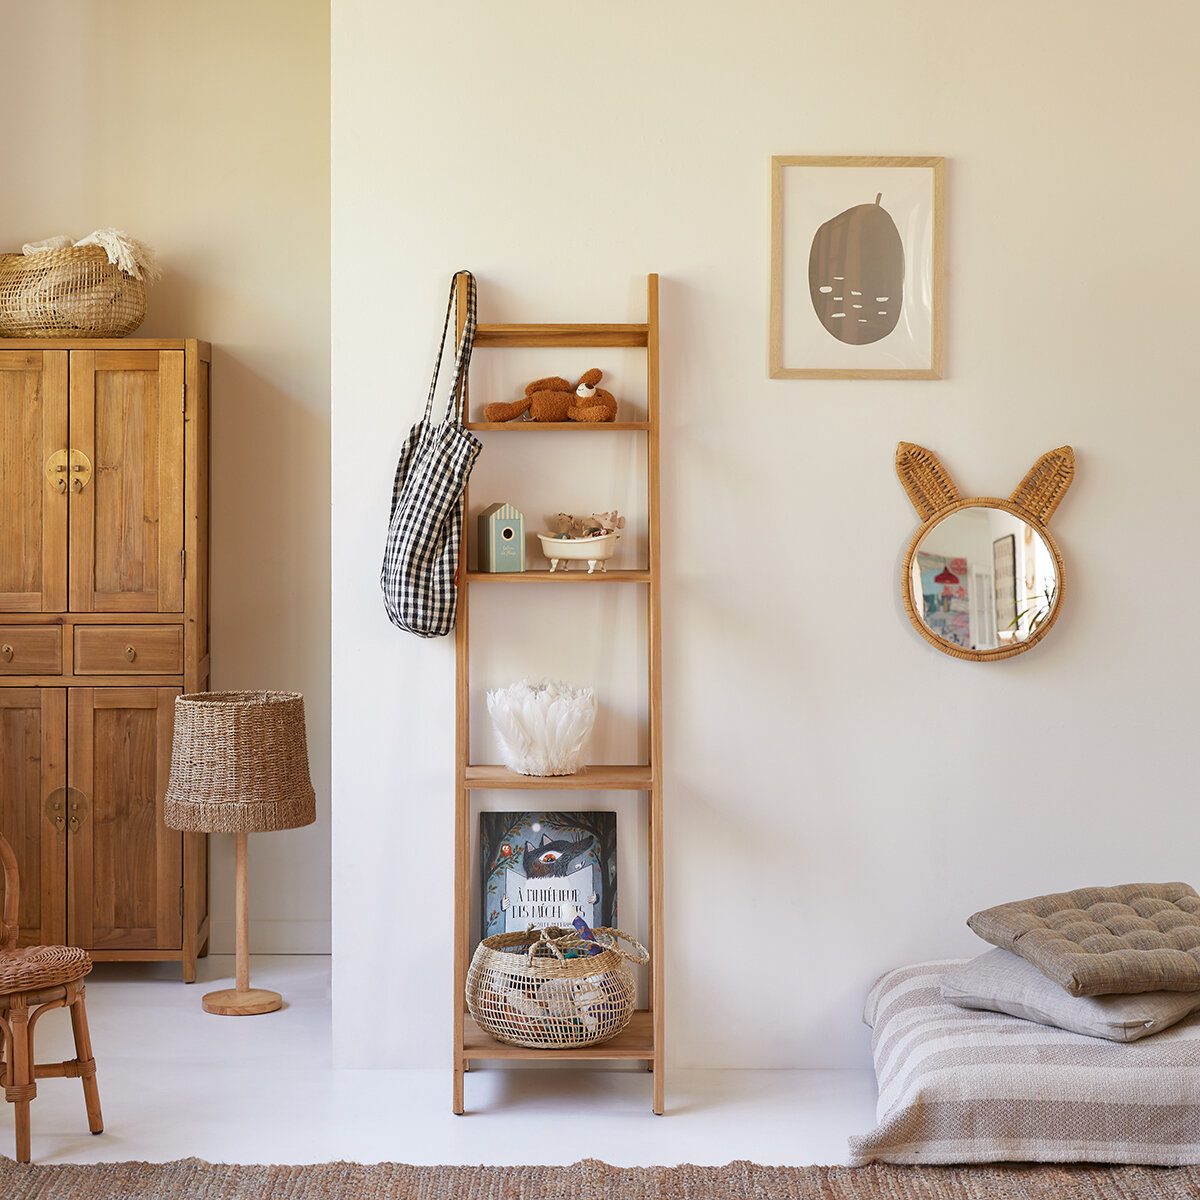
top-left (1, 644), bottom-right (12, 662)
top-left (125, 645), bottom-right (136, 662)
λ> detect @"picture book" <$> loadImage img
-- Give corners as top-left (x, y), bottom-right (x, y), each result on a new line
top-left (479, 811), bottom-right (617, 941)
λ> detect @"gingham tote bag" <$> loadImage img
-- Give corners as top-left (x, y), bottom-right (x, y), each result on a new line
top-left (381, 271), bottom-right (482, 637)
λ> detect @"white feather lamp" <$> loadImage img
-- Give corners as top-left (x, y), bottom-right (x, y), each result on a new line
top-left (487, 679), bottom-right (597, 776)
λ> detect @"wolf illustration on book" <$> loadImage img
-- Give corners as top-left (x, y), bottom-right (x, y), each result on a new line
top-left (524, 833), bottom-right (594, 878)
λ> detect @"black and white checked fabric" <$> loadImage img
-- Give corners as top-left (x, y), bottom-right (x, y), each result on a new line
top-left (381, 272), bottom-right (482, 637)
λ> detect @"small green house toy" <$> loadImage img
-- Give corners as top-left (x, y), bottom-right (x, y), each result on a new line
top-left (477, 503), bottom-right (525, 573)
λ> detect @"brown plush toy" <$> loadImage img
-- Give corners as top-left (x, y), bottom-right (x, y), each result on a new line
top-left (483, 368), bottom-right (617, 423)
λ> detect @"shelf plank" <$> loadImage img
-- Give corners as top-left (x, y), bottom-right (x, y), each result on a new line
top-left (464, 569), bottom-right (650, 583)
top-left (464, 764), bottom-right (652, 790)
top-left (465, 421), bottom-right (650, 432)
top-left (474, 324), bottom-right (649, 348)
top-left (463, 1011), bottom-right (654, 1060)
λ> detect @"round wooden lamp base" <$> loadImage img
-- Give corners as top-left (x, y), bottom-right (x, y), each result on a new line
top-left (202, 987), bottom-right (282, 1016)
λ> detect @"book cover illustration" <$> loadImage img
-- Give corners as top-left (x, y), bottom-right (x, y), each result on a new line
top-left (479, 811), bottom-right (616, 941)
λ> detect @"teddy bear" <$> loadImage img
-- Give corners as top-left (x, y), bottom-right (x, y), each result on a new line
top-left (483, 368), bottom-right (617, 423)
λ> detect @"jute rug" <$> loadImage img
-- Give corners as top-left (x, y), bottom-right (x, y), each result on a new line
top-left (1, 1157), bottom-right (1199, 1199)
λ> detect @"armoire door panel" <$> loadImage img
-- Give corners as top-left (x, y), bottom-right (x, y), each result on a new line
top-left (0, 688), bottom-right (66, 945)
top-left (67, 687), bottom-right (181, 950)
top-left (0, 351), bottom-right (68, 612)
top-left (68, 351), bottom-right (185, 614)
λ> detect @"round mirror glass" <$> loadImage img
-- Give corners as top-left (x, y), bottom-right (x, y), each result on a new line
top-left (907, 504), bottom-right (1061, 656)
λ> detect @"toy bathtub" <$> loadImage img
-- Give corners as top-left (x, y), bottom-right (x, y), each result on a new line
top-left (536, 532), bottom-right (618, 574)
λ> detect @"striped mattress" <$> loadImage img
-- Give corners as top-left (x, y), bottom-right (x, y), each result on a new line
top-left (848, 959), bottom-right (1200, 1165)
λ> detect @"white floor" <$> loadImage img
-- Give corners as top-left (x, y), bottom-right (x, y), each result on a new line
top-left (1, 955), bottom-right (879, 1167)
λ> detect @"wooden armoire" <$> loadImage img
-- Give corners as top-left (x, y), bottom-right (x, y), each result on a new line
top-left (0, 339), bottom-right (210, 981)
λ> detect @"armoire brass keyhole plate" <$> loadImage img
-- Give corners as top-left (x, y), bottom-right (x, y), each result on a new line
top-left (45, 787), bottom-right (89, 833)
top-left (45, 449), bottom-right (93, 493)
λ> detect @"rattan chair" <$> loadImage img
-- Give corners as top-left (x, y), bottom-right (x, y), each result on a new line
top-left (0, 832), bottom-right (102, 1162)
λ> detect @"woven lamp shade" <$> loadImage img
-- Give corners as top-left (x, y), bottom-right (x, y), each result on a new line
top-left (164, 692), bottom-right (315, 834)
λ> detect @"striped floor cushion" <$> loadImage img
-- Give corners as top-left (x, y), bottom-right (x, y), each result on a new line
top-left (848, 960), bottom-right (1200, 1165)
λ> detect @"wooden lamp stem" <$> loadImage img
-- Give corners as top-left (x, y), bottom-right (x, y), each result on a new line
top-left (202, 831), bottom-right (282, 1016)
top-left (235, 830), bottom-right (250, 993)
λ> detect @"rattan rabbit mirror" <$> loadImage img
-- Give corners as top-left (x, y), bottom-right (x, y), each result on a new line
top-left (896, 442), bottom-right (1074, 662)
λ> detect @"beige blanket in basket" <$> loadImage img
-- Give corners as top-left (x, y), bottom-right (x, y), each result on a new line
top-left (21, 228), bottom-right (160, 281)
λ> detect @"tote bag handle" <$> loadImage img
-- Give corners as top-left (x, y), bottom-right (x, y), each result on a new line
top-left (421, 270), bottom-right (476, 428)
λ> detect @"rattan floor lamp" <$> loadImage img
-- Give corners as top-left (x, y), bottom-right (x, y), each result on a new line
top-left (164, 691), bottom-right (315, 1016)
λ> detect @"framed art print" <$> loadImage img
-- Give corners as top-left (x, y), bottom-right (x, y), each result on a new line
top-left (993, 533), bottom-right (1017, 638)
top-left (770, 156), bottom-right (944, 379)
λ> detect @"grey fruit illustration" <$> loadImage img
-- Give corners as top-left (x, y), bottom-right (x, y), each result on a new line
top-left (808, 193), bottom-right (904, 345)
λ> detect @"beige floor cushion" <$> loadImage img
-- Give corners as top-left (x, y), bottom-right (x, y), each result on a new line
top-left (849, 960), bottom-right (1200, 1165)
top-left (967, 882), bottom-right (1200, 996)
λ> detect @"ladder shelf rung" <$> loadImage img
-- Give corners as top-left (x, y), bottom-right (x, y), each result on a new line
top-left (464, 421), bottom-right (650, 431)
top-left (462, 1011), bottom-right (655, 1060)
top-left (463, 764), bottom-right (653, 790)
top-left (464, 569), bottom-right (651, 583)
top-left (474, 323), bottom-right (649, 348)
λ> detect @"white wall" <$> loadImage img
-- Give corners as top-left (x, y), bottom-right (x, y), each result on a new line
top-left (332, 2), bottom-right (1200, 1068)
top-left (5, 2), bottom-right (332, 955)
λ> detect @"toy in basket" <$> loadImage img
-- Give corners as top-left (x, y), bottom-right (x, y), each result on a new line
top-left (465, 923), bottom-right (649, 1050)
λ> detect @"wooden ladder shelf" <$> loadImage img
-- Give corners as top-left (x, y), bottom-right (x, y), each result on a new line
top-left (452, 275), bottom-right (664, 1114)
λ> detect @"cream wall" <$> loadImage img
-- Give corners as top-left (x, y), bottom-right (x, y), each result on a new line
top-left (4, 2), bottom-right (332, 954)
top-left (332, 1), bottom-right (1200, 1069)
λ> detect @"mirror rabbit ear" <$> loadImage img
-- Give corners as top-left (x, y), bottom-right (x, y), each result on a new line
top-left (1010, 446), bottom-right (1074, 525)
top-left (895, 442), bottom-right (961, 520)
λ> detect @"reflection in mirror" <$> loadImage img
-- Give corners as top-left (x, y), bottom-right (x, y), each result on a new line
top-left (910, 505), bottom-right (1059, 653)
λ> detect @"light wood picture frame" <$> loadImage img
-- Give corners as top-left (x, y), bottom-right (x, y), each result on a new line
top-left (770, 156), bottom-right (944, 379)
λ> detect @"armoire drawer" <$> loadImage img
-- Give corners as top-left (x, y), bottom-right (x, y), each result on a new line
top-left (74, 626), bottom-right (184, 674)
top-left (0, 626), bottom-right (62, 675)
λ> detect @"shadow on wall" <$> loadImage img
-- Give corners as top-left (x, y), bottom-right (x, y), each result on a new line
top-left (208, 349), bottom-right (330, 663)
top-left (204, 348), bottom-right (332, 952)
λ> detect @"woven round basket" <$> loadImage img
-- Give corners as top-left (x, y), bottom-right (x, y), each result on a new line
top-left (0, 244), bottom-right (146, 337)
top-left (466, 925), bottom-right (648, 1050)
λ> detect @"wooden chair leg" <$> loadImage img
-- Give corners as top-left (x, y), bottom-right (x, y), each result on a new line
top-left (68, 985), bottom-right (103, 1135)
top-left (7, 998), bottom-right (34, 1164)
